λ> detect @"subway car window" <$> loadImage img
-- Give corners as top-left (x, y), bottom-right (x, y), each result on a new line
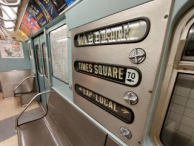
top-left (28, 43), bottom-right (32, 57)
top-left (36, 44), bottom-right (43, 74)
top-left (42, 42), bottom-right (48, 78)
top-left (50, 25), bottom-right (69, 83)
top-left (161, 73), bottom-right (194, 146)
top-left (182, 24), bottom-right (194, 61)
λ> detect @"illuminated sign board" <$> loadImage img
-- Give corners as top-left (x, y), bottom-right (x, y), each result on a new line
top-left (75, 84), bottom-right (134, 123)
top-left (74, 61), bottom-right (141, 87)
top-left (74, 18), bottom-right (150, 47)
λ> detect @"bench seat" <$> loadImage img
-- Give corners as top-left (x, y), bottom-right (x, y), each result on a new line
top-left (17, 91), bottom-right (109, 146)
top-left (18, 114), bottom-right (71, 146)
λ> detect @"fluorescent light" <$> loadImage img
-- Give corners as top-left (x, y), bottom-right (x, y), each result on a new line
top-left (1, 5), bottom-right (18, 31)
top-left (7, 29), bottom-right (14, 31)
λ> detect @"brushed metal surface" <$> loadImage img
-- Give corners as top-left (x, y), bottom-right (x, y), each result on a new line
top-left (71, 0), bottom-right (172, 145)
top-left (0, 70), bottom-right (35, 98)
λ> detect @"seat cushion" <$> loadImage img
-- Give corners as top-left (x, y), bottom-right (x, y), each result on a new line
top-left (17, 117), bottom-right (71, 146)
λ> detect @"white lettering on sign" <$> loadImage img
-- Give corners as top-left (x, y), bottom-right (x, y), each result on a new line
top-left (75, 20), bottom-right (148, 46)
top-left (75, 84), bottom-right (135, 123)
top-left (125, 69), bottom-right (139, 86)
top-left (78, 62), bottom-right (124, 80)
top-left (76, 61), bottom-right (141, 87)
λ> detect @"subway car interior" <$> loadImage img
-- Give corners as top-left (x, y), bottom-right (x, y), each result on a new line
top-left (0, 0), bottom-right (194, 146)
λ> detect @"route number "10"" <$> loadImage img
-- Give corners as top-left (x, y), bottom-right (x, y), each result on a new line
top-left (125, 68), bottom-right (140, 86)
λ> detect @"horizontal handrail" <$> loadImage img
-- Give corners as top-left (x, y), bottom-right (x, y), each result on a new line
top-left (0, 0), bottom-right (21, 7)
top-left (15, 90), bottom-right (51, 131)
top-left (14, 76), bottom-right (35, 92)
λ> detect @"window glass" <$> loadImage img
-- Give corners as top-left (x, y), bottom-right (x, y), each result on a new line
top-left (182, 24), bottom-right (194, 61)
top-left (36, 44), bottom-right (43, 74)
top-left (42, 42), bottom-right (48, 78)
top-left (161, 73), bottom-right (194, 146)
top-left (50, 25), bottom-right (69, 83)
top-left (28, 43), bottom-right (32, 57)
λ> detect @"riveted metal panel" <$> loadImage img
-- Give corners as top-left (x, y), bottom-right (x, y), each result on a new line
top-left (71, 0), bottom-right (172, 145)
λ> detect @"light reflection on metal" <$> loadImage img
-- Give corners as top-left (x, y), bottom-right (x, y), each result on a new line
top-left (0, 0), bottom-right (21, 7)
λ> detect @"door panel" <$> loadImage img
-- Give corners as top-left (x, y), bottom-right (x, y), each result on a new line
top-left (34, 36), bottom-right (48, 107)
top-left (40, 34), bottom-right (50, 106)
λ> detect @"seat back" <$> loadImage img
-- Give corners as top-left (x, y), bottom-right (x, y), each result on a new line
top-left (0, 69), bottom-right (35, 98)
top-left (48, 91), bottom-right (107, 146)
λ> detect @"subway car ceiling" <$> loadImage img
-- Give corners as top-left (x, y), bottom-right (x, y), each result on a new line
top-left (0, 0), bottom-right (194, 146)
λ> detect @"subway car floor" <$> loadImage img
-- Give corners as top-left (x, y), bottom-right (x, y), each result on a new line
top-left (0, 92), bottom-right (43, 146)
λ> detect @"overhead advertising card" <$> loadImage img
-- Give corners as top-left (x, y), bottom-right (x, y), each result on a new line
top-left (17, 30), bottom-right (28, 41)
top-left (0, 41), bottom-right (24, 58)
top-left (51, 0), bottom-right (67, 13)
top-left (65, 0), bottom-right (76, 6)
top-left (38, 0), bottom-right (58, 20)
top-left (19, 24), bottom-right (32, 37)
top-left (27, 0), bottom-right (47, 27)
top-left (22, 11), bottom-right (40, 34)
top-left (27, 0), bottom-right (58, 27)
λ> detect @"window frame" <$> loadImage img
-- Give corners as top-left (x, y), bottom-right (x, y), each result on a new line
top-left (150, 8), bottom-right (194, 146)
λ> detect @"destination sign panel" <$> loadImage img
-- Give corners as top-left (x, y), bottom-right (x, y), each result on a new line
top-left (74, 61), bottom-right (142, 87)
top-left (74, 18), bottom-right (149, 47)
top-left (75, 84), bottom-right (134, 123)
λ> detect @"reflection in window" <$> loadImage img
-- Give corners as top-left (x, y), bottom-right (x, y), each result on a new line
top-left (36, 44), bottom-right (43, 74)
top-left (42, 43), bottom-right (48, 78)
top-left (161, 73), bottom-right (194, 146)
top-left (182, 24), bottom-right (194, 61)
top-left (28, 43), bottom-right (32, 57)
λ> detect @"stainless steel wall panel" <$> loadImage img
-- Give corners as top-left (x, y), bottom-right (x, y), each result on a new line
top-left (71, 0), bottom-right (173, 145)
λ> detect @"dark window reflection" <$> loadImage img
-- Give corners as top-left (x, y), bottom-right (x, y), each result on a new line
top-left (36, 45), bottom-right (43, 74)
top-left (28, 43), bottom-right (31, 57)
top-left (182, 24), bottom-right (194, 60)
top-left (42, 43), bottom-right (48, 78)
